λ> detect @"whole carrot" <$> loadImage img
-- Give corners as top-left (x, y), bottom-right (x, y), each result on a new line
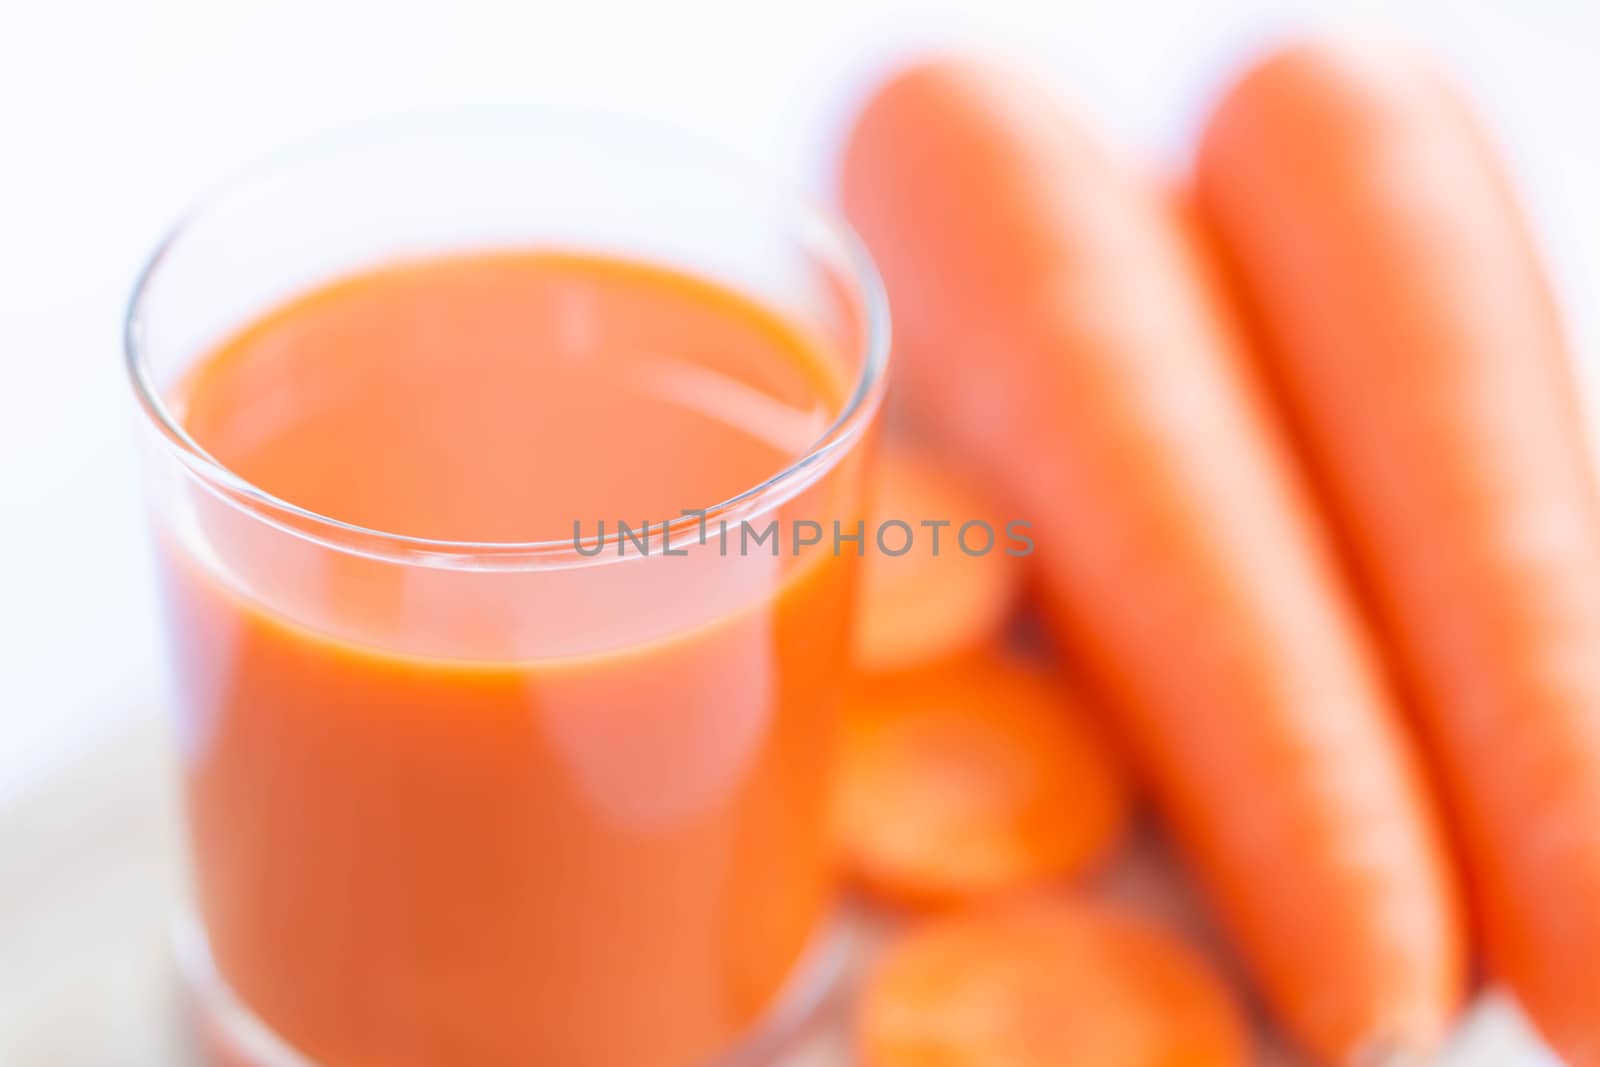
top-left (840, 58), bottom-right (1464, 1063)
top-left (1198, 39), bottom-right (1600, 1064)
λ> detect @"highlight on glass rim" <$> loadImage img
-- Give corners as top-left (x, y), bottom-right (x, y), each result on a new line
top-left (6, 3), bottom-right (1600, 1066)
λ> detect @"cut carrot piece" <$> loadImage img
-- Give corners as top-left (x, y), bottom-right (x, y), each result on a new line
top-left (859, 898), bottom-right (1252, 1067)
top-left (853, 443), bottom-right (1025, 675)
top-left (835, 653), bottom-right (1128, 909)
top-left (1198, 38), bottom-right (1600, 1065)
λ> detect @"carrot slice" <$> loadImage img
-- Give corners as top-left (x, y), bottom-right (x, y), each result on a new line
top-left (859, 898), bottom-right (1252, 1067)
top-left (853, 444), bottom-right (1025, 674)
top-left (835, 653), bottom-right (1128, 909)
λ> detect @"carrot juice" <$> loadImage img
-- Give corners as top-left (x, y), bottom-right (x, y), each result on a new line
top-left (136, 237), bottom-right (883, 1067)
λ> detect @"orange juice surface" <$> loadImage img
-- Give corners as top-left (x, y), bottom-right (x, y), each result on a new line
top-left (159, 252), bottom-right (861, 1067)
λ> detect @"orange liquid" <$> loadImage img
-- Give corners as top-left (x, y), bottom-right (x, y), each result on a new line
top-left (159, 252), bottom-right (861, 1067)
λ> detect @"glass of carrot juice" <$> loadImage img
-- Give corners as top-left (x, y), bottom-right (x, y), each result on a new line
top-left (124, 119), bottom-right (889, 1067)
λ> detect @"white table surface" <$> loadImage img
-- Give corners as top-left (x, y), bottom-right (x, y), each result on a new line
top-left (4, 0), bottom-right (1598, 824)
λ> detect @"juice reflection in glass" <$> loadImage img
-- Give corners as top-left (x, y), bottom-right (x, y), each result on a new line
top-left (125, 122), bottom-right (888, 1067)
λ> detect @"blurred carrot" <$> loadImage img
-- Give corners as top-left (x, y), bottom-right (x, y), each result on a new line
top-left (1198, 39), bottom-right (1600, 1065)
top-left (854, 444), bottom-right (1024, 674)
top-left (839, 57), bottom-right (1464, 1062)
top-left (858, 897), bottom-right (1251, 1067)
top-left (835, 652), bottom-right (1127, 908)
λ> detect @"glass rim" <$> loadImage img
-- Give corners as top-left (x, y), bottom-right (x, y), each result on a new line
top-left (123, 112), bottom-right (891, 570)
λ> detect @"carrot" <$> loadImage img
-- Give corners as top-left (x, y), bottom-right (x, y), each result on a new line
top-left (839, 57), bottom-right (1464, 1062)
top-left (853, 443), bottom-right (1025, 674)
top-left (834, 652), bottom-right (1128, 908)
top-left (1197, 39), bottom-right (1600, 1065)
top-left (858, 897), bottom-right (1252, 1067)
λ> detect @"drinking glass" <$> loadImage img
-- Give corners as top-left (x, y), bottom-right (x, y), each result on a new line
top-left (124, 117), bottom-right (889, 1067)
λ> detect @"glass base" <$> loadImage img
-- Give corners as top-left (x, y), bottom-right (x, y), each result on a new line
top-left (172, 912), bottom-right (853, 1067)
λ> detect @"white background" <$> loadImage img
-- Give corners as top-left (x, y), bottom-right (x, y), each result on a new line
top-left (3, 0), bottom-right (1598, 808)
